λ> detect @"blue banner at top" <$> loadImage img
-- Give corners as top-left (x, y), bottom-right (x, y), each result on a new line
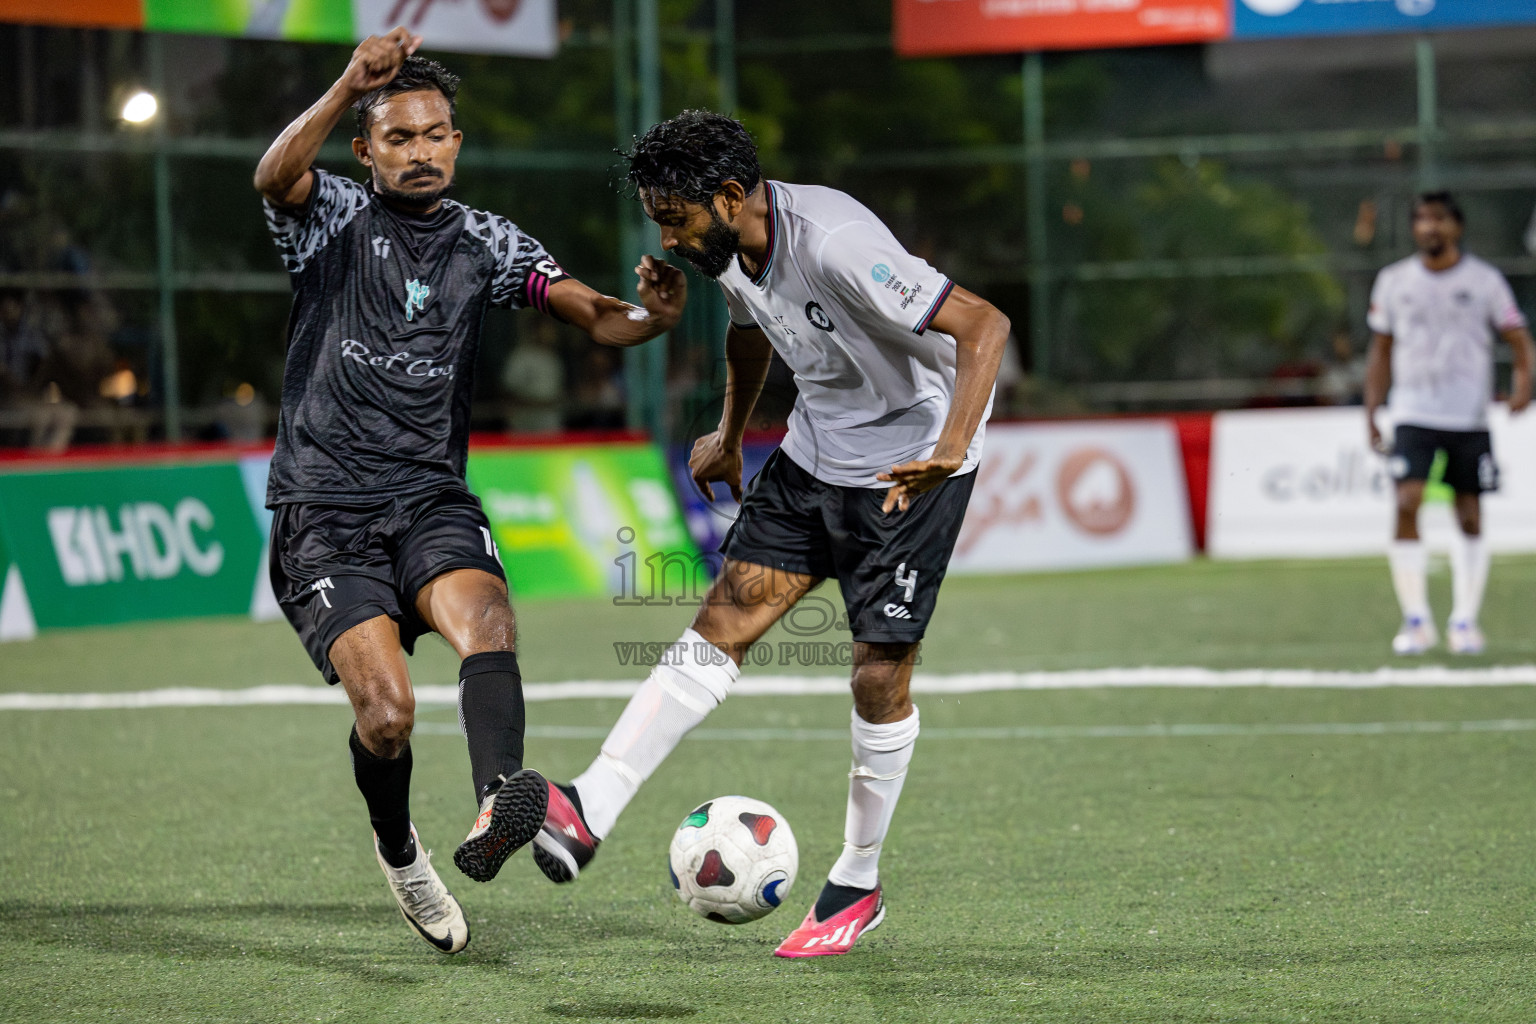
top-left (1233, 0), bottom-right (1536, 39)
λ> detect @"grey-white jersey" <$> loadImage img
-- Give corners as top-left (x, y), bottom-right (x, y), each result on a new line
top-left (717, 180), bottom-right (989, 487)
top-left (1368, 253), bottom-right (1527, 431)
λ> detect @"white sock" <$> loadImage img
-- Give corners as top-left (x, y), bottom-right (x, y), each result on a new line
top-left (827, 707), bottom-right (920, 891)
top-left (1388, 540), bottom-right (1430, 621)
top-left (1450, 533), bottom-right (1489, 625)
top-left (572, 629), bottom-right (738, 839)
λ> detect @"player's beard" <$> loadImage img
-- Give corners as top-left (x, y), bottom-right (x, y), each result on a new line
top-left (376, 167), bottom-right (453, 210)
top-left (673, 211), bottom-right (740, 279)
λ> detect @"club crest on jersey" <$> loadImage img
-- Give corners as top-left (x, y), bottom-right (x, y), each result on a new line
top-left (805, 301), bottom-right (836, 332)
top-left (403, 278), bottom-right (431, 322)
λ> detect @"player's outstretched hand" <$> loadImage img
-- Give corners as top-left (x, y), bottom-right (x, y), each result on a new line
top-left (343, 27), bottom-right (422, 96)
top-left (878, 456), bottom-right (963, 514)
top-left (1367, 417), bottom-right (1387, 454)
top-left (689, 430), bottom-right (744, 504)
top-left (635, 255), bottom-right (687, 325)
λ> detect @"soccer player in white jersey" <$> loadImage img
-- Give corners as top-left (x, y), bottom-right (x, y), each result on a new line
top-left (1365, 191), bottom-right (1533, 655)
top-left (531, 111), bottom-right (1009, 957)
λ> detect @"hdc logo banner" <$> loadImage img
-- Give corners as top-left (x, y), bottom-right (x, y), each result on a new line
top-left (0, 463), bottom-right (264, 631)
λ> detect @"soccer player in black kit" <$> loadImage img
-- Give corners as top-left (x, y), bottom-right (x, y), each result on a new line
top-left (254, 28), bottom-right (685, 954)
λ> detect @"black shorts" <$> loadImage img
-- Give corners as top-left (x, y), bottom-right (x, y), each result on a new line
top-left (269, 485), bottom-right (505, 685)
top-left (1391, 424), bottom-right (1499, 494)
top-left (720, 449), bottom-right (976, 644)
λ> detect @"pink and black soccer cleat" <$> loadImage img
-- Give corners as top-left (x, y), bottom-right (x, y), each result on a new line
top-left (531, 780), bottom-right (600, 883)
top-left (773, 885), bottom-right (885, 958)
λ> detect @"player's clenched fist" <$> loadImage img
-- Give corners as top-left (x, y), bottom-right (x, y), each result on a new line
top-left (342, 27), bottom-right (423, 96)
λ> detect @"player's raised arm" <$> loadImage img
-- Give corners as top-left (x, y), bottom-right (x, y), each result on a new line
top-left (1501, 325), bottom-right (1534, 414)
top-left (1364, 331), bottom-right (1394, 451)
top-left (546, 254), bottom-right (686, 347)
top-left (878, 286), bottom-right (1010, 512)
top-left (254, 27), bottom-right (422, 206)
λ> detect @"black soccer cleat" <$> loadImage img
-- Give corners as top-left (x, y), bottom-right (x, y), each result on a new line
top-left (453, 768), bottom-right (549, 883)
top-left (531, 780), bottom-right (601, 883)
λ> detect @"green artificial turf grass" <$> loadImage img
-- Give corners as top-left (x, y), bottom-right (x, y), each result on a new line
top-left (4, 684), bottom-right (1536, 1023)
top-left (5, 555), bottom-right (1536, 694)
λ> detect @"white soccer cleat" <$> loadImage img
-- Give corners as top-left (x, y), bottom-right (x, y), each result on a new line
top-left (1447, 619), bottom-right (1486, 655)
top-left (376, 826), bottom-right (470, 954)
top-left (1391, 616), bottom-right (1438, 656)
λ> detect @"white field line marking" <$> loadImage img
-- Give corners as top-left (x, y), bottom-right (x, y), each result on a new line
top-left (410, 719), bottom-right (1536, 742)
top-left (3, 665), bottom-right (1536, 711)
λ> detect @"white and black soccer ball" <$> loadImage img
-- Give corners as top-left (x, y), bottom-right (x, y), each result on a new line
top-left (667, 795), bottom-right (798, 924)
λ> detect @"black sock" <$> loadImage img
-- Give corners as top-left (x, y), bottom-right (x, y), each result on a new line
top-left (348, 726), bottom-right (415, 868)
top-left (459, 650), bottom-right (526, 803)
top-left (814, 881), bottom-right (876, 922)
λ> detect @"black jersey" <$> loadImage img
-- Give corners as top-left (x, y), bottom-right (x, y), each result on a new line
top-left (262, 169), bottom-right (571, 507)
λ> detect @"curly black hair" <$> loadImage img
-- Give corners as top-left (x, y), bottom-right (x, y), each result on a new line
top-left (354, 56), bottom-right (460, 137)
top-left (620, 110), bottom-right (761, 204)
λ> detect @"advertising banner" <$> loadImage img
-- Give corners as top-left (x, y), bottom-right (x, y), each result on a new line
top-left (466, 442), bottom-right (697, 601)
top-left (949, 420), bottom-right (1194, 574)
top-left (894, 0), bottom-right (1229, 57)
top-left (5, 1), bottom-right (559, 56)
top-left (1207, 405), bottom-right (1536, 559)
top-left (0, 461), bottom-right (265, 633)
top-left (1232, 0), bottom-right (1536, 40)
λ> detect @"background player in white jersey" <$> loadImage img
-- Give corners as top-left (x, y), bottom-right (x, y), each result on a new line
top-left (1365, 191), bottom-right (1534, 655)
top-left (531, 111), bottom-right (1010, 957)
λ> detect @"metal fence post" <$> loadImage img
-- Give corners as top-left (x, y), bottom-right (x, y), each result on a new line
top-left (621, 0), bottom-right (669, 444)
top-left (149, 33), bottom-right (181, 440)
top-left (1415, 35), bottom-right (1439, 192)
top-left (1023, 51), bottom-right (1049, 379)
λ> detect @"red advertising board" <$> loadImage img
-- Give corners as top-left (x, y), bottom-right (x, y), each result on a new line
top-left (3, 0), bottom-right (141, 27)
top-left (894, 0), bottom-right (1229, 56)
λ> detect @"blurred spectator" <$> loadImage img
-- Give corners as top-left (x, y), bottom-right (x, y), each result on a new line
top-left (0, 289), bottom-right (46, 400)
top-left (1319, 329), bottom-right (1367, 406)
top-left (203, 382), bottom-right (271, 442)
top-left (565, 347), bottom-right (626, 430)
top-left (991, 332), bottom-right (1026, 418)
top-left (501, 320), bottom-right (565, 434)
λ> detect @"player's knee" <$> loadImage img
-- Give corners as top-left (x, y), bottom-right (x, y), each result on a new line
top-left (850, 642), bottom-right (918, 720)
top-left (356, 688), bottom-right (415, 755)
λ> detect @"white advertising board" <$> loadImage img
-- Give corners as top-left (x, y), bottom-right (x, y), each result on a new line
top-left (1208, 405), bottom-right (1536, 558)
top-left (950, 421), bottom-right (1194, 574)
top-left (353, 0), bottom-right (558, 57)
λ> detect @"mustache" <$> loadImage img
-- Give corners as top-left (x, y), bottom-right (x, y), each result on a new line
top-left (401, 166), bottom-right (444, 182)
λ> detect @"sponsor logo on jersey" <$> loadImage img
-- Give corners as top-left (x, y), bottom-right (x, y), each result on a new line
top-left (880, 272), bottom-right (925, 310)
top-left (372, 235), bottom-right (391, 259)
top-left (871, 263), bottom-right (892, 283)
top-left (403, 278), bottom-right (431, 322)
top-left (340, 339), bottom-right (456, 379)
top-left (48, 500), bottom-right (225, 586)
top-left (805, 301), bottom-right (836, 332)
